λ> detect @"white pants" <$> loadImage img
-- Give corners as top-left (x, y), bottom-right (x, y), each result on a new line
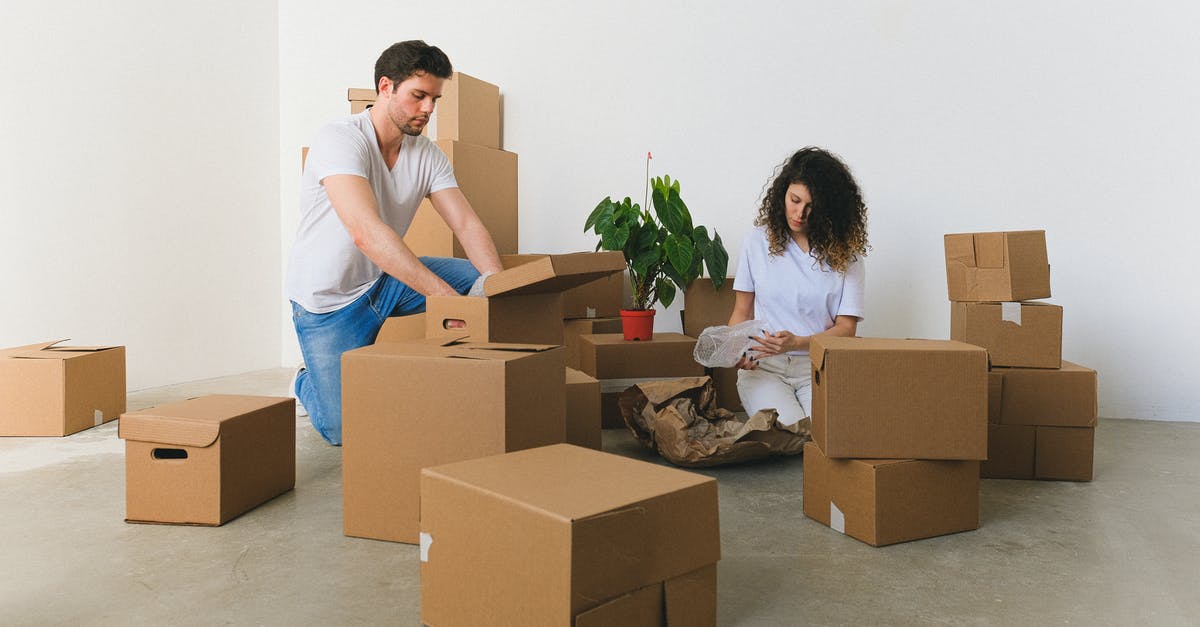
top-left (736, 353), bottom-right (812, 426)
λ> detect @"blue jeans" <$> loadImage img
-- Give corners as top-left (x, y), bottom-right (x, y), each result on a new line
top-left (290, 257), bottom-right (480, 445)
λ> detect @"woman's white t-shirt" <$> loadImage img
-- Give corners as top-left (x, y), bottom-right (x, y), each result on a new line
top-left (286, 111), bottom-right (458, 313)
top-left (732, 226), bottom-right (865, 355)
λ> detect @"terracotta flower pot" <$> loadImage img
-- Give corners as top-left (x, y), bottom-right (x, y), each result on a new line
top-left (619, 309), bottom-right (655, 341)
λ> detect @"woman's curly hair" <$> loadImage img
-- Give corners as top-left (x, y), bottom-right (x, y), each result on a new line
top-left (754, 147), bottom-right (869, 273)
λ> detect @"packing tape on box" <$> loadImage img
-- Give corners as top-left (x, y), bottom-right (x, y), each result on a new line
top-left (420, 532), bottom-right (433, 562)
top-left (586, 307), bottom-right (597, 318)
top-left (830, 502), bottom-right (846, 534)
top-left (94, 410), bottom-right (103, 426)
top-left (599, 377), bottom-right (687, 394)
top-left (1001, 302), bottom-right (1022, 325)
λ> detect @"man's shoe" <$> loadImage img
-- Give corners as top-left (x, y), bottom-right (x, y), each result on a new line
top-left (289, 365), bottom-right (308, 417)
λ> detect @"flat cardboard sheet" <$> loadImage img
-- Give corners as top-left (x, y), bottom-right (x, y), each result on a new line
top-left (618, 377), bottom-right (807, 467)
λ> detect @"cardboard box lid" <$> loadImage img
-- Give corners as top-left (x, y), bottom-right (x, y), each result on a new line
top-left (2, 339), bottom-right (121, 360)
top-left (811, 336), bottom-right (986, 370)
top-left (119, 394), bottom-right (292, 448)
top-left (352, 335), bottom-right (559, 362)
top-left (422, 444), bottom-right (714, 522)
top-left (484, 252), bottom-right (625, 298)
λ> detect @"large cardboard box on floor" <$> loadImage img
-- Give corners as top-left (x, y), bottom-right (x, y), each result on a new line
top-left (403, 140), bottom-right (518, 258)
top-left (0, 340), bottom-right (126, 437)
top-left (421, 444), bottom-right (719, 626)
top-left (566, 368), bottom-right (601, 450)
top-left (944, 230), bottom-right (1051, 302)
top-left (342, 337), bottom-right (566, 544)
top-left (950, 301), bottom-right (1062, 368)
top-left (810, 336), bottom-right (988, 460)
top-left (802, 442), bottom-right (979, 546)
top-left (426, 252), bottom-right (625, 345)
top-left (991, 362), bottom-right (1097, 427)
top-left (119, 395), bottom-right (295, 526)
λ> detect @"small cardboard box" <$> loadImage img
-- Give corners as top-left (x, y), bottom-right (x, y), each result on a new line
top-left (577, 333), bottom-right (705, 380)
top-left (375, 313), bottom-right (426, 343)
top-left (950, 301), bottom-right (1062, 368)
top-left (1, 340), bottom-right (126, 436)
top-left (564, 317), bottom-right (623, 370)
top-left (991, 362), bottom-right (1098, 427)
top-left (802, 442), bottom-right (980, 547)
top-left (342, 337), bottom-right (566, 544)
top-left (403, 140), bottom-right (518, 258)
top-left (944, 230), bottom-right (1051, 302)
top-left (1035, 426), bottom-right (1094, 481)
top-left (436, 72), bottom-right (501, 149)
top-left (119, 395), bottom-right (295, 526)
top-left (810, 336), bottom-right (988, 460)
top-left (565, 367), bottom-right (601, 450)
top-left (427, 252), bottom-right (626, 346)
top-left (347, 87), bottom-right (374, 114)
top-left (420, 444), bottom-right (719, 626)
top-left (681, 277), bottom-right (736, 338)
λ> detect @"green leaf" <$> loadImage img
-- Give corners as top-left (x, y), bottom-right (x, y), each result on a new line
top-left (585, 197), bottom-right (615, 233)
top-left (704, 230), bottom-right (730, 288)
top-left (601, 222), bottom-right (631, 251)
top-left (631, 248), bottom-right (659, 277)
top-left (656, 276), bottom-right (676, 308)
top-left (663, 233), bottom-right (693, 276)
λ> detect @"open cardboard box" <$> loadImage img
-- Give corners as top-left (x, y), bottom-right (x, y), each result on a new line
top-left (426, 252), bottom-right (625, 345)
top-left (342, 336), bottom-right (567, 543)
top-left (944, 230), bottom-right (1051, 302)
top-left (1, 340), bottom-right (125, 436)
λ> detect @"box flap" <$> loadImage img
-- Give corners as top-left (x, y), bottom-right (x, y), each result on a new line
top-left (566, 367), bottom-right (598, 384)
top-left (3, 339), bottom-right (119, 359)
top-left (118, 395), bottom-right (290, 447)
top-left (973, 232), bottom-right (1007, 268)
top-left (484, 252), bottom-right (625, 297)
top-left (810, 340), bottom-right (827, 370)
top-left (574, 583), bottom-right (663, 627)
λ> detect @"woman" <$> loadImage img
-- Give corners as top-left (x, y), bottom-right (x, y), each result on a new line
top-left (729, 147), bottom-right (870, 427)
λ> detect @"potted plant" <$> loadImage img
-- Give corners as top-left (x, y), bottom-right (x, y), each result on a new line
top-left (585, 171), bottom-right (729, 340)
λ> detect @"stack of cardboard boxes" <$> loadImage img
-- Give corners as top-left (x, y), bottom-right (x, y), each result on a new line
top-left (801, 336), bottom-right (988, 546)
top-left (945, 230), bottom-right (1098, 481)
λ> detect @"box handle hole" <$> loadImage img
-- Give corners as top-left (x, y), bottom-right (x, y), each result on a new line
top-left (442, 318), bottom-right (467, 330)
top-left (152, 448), bottom-right (188, 460)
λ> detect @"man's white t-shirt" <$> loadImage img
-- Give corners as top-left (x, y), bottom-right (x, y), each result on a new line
top-left (732, 226), bottom-right (865, 355)
top-left (286, 111), bottom-right (458, 313)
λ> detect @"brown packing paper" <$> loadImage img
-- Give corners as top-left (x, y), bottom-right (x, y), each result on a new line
top-left (618, 377), bottom-right (808, 467)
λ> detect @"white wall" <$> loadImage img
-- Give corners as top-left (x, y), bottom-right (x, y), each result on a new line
top-left (280, 1), bottom-right (1199, 421)
top-left (0, 1), bottom-right (281, 390)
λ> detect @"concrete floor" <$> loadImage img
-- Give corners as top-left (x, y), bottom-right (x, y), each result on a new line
top-left (1, 368), bottom-right (1197, 626)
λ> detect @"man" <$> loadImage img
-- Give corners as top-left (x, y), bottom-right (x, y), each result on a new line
top-left (286, 41), bottom-right (503, 445)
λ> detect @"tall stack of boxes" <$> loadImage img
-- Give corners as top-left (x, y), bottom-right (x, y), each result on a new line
top-left (801, 336), bottom-right (987, 546)
top-left (944, 230), bottom-right (1098, 481)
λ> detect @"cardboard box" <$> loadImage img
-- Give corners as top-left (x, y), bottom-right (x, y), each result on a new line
top-left (810, 336), bottom-right (988, 460)
top-left (1, 340), bottom-right (126, 437)
top-left (403, 140), bottom-right (518, 258)
top-left (502, 254), bottom-right (625, 319)
top-left (342, 337), bottom-right (566, 543)
top-left (426, 252), bottom-right (625, 346)
top-left (1035, 426), bottom-right (1094, 481)
top-left (435, 72), bottom-right (501, 149)
top-left (598, 376), bottom-right (686, 429)
top-left (802, 442), bottom-right (979, 546)
top-left (347, 87), bottom-right (374, 114)
top-left (420, 444), bottom-right (719, 626)
top-left (981, 423), bottom-right (1036, 479)
top-left (710, 367), bottom-right (743, 413)
top-left (577, 333), bottom-right (705, 380)
top-left (564, 317), bottom-right (623, 370)
top-left (950, 301), bottom-right (1062, 368)
top-left (681, 277), bottom-right (736, 338)
top-left (981, 424), bottom-right (1094, 481)
top-left (375, 313), bottom-right (426, 343)
top-left (991, 362), bottom-right (1098, 427)
top-left (944, 230), bottom-right (1051, 302)
top-left (119, 395), bottom-right (295, 526)
top-left (566, 368), bottom-right (601, 450)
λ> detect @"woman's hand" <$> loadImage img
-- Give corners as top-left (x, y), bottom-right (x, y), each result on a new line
top-left (734, 353), bottom-right (759, 370)
top-left (750, 330), bottom-right (806, 356)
